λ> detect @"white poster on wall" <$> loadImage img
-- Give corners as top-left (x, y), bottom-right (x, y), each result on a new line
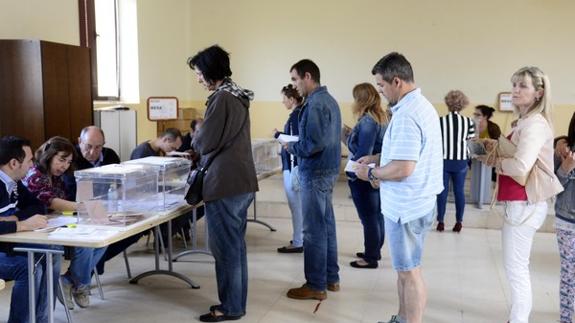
top-left (147, 97), bottom-right (179, 120)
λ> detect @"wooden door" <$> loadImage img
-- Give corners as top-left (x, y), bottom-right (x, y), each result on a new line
top-left (66, 45), bottom-right (93, 143)
top-left (41, 41), bottom-right (71, 141)
top-left (0, 40), bottom-right (46, 150)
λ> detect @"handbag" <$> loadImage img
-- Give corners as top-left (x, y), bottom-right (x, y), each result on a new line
top-left (184, 166), bottom-right (207, 206)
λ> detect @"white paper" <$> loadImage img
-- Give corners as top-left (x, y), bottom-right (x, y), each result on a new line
top-left (166, 151), bottom-right (190, 157)
top-left (277, 134), bottom-right (299, 144)
top-left (35, 216), bottom-right (78, 232)
top-left (48, 227), bottom-right (117, 240)
top-left (344, 160), bottom-right (375, 173)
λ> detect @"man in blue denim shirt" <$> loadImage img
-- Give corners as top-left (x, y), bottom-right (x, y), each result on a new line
top-left (284, 59), bottom-right (342, 300)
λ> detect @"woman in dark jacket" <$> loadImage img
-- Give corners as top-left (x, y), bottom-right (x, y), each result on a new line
top-left (188, 45), bottom-right (258, 322)
top-left (343, 83), bottom-right (388, 268)
top-left (274, 84), bottom-right (304, 253)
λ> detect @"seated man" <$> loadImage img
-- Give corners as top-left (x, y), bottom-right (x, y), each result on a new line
top-left (64, 125), bottom-right (121, 200)
top-left (0, 135), bottom-right (60, 323)
top-left (131, 128), bottom-right (183, 159)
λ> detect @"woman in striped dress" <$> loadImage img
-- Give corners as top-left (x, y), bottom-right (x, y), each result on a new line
top-left (436, 90), bottom-right (475, 232)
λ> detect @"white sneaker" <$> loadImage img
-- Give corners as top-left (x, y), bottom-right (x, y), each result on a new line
top-left (58, 277), bottom-right (75, 310)
top-left (73, 285), bottom-right (91, 308)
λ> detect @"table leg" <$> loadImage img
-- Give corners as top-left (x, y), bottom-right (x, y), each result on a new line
top-left (129, 221), bottom-right (200, 289)
top-left (247, 194), bottom-right (276, 231)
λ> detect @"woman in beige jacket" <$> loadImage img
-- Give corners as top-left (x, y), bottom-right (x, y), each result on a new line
top-left (482, 66), bottom-right (556, 323)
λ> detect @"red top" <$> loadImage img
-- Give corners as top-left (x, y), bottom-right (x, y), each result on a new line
top-left (497, 133), bottom-right (527, 201)
top-left (497, 174), bottom-right (528, 201)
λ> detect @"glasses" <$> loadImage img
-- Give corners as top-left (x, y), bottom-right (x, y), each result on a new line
top-left (473, 113), bottom-right (483, 117)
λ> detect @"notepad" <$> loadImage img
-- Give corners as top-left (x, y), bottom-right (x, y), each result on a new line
top-left (35, 216), bottom-right (78, 232)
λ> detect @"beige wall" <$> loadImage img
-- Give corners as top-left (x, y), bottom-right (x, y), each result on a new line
top-left (2, 0), bottom-right (575, 141)
top-left (173, 0), bottom-right (575, 138)
top-left (0, 0), bottom-right (79, 45)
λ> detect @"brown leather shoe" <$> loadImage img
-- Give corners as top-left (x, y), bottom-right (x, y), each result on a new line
top-left (287, 284), bottom-right (327, 300)
top-left (327, 282), bottom-right (340, 292)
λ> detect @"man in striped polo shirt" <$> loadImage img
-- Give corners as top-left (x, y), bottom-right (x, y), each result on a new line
top-left (356, 52), bottom-right (443, 323)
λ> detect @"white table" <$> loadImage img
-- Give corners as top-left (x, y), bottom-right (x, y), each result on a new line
top-left (0, 204), bottom-right (200, 323)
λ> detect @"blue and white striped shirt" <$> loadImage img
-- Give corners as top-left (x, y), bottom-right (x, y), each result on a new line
top-left (379, 88), bottom-right (444, 223)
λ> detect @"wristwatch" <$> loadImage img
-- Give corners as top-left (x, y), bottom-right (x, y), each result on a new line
top-left (368, 168), bottom-right (377, 182)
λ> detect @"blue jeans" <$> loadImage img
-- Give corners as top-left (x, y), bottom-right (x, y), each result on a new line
top-left (437, 159), bottom-right (468, 223)
top-left (300, 173), bottom-right (339, 291)
top-left (0, 246), bottom-right (62, 323)
top-left (63, 247), bottom-right (107, 288)
top-left (205, 192), bottom-right (255, 317)
top-left (283, 169), bottom-right (303, 247)
top-left (348, 179), bottom-right (384, 263)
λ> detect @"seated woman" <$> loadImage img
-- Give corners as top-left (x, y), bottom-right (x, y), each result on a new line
top-left (23, 136), bottom-right (107, 310)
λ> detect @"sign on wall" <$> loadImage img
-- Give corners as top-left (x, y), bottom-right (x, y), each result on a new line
top-left (498, 92), bottom-right (513, 112)
top-left (147, 97), bottom-right (179, 121)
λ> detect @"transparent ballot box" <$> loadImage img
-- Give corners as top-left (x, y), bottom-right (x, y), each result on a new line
top-left (123, 156), bottom-right (191, 211)
top-left (252, 139), bottom-right (281, 175)
top-left (74, 164), bottom-right (158, 226)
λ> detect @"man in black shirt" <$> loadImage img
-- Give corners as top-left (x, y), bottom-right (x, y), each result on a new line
top-left (131, 128), bottom-right (183, 159)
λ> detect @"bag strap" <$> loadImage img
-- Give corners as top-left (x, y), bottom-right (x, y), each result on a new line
top-left (200, 109), bottom-right (249, 170)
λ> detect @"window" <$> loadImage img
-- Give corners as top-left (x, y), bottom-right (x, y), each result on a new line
top-left (79, 0), bottom-right (139, 102)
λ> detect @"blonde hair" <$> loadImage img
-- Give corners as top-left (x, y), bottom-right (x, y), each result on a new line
top-left (444, 90), bottom-right (469, 112)
top-left (352, 83), bottom-right (389, 125)
top-left (511, 66), bottom-right (552, 127)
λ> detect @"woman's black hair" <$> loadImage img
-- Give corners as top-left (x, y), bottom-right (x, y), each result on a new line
top-left (475, 105), bottom-right (496, 120)
top-left (187, 45), bottom-right (232, 84)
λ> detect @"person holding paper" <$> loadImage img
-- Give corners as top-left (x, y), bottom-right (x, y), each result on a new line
top-left (284, 59), bottom-right (342, 301)
top-left (273, 84), bottom-right (304, 253)
top-left (344, 83), bottom-right (388, 269)
top-left (0, 135), bottom-right (60, 323)
top-left (23, 136), bottom-right (106, 310)
top-left (479, 67), bottom-right (559, 323)
top-left (355, 53), bottom-right (443, 323)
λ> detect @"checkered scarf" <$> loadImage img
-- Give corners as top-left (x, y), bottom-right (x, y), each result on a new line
top-left (216, 78), bottom-right (254, 101)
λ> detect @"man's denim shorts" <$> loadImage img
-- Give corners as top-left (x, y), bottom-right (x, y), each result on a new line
top-left (385, 208), bottom-right (435, 272)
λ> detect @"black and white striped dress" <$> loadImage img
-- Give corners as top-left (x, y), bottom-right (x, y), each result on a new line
top-left (439, 111), bottom-right (476, 160)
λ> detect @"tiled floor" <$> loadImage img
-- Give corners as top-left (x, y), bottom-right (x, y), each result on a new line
top-left (0, 176), bottom-right (561, 323)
